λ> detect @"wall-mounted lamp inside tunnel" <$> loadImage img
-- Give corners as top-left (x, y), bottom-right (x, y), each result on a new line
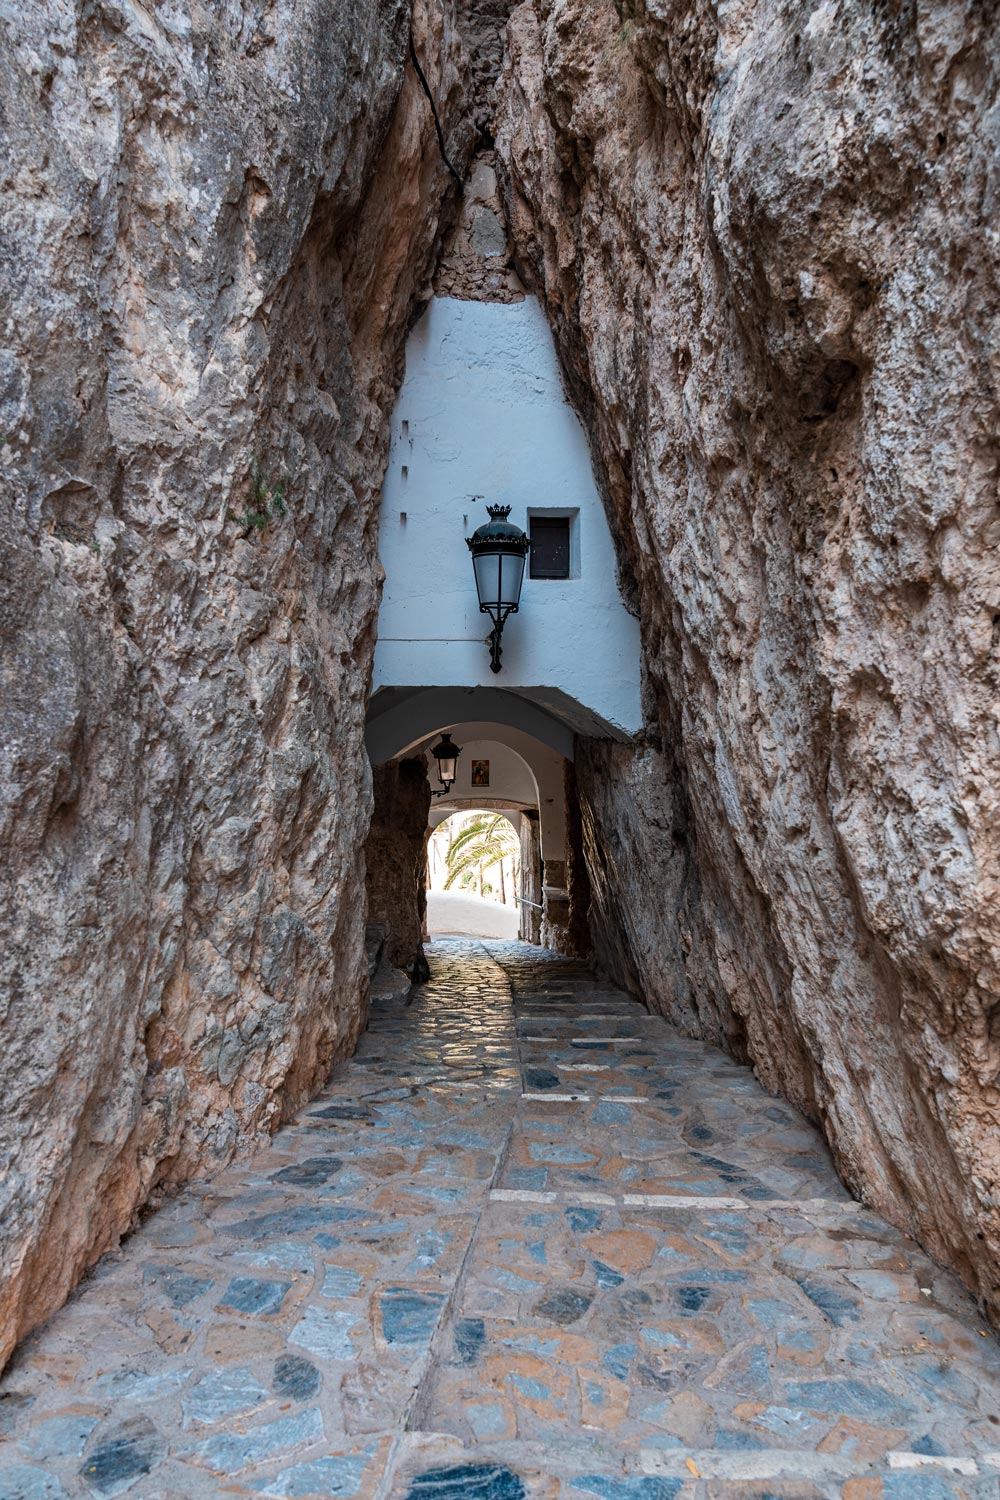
top-left (466, 505), bottom-right (529, 674)
top-left (429, 732), bottom-right (462, 797)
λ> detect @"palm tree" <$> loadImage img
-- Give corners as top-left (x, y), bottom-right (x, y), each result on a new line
top-left (444, 813), bottom-right (520, 904)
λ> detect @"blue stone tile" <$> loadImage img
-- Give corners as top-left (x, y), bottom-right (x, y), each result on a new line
top-left (0, 1463), bottom-right (69, 1499)
top-left (91, 1367), bottom-right (190, 1402)
top-left (782, 1327), bottom-right (818, 1352)
top-left (252, 1447), bottom-right (376, 1498)
top-left (602, 1342), bottom-right (636, 1380)
top-left (500, 1332), bottom-right (562, 1356)
top-left (223, 1206), bottom-right (333, 1239)
top-left (592, 1102), bottom-right (631, 1125)
top-left (273, 1354), bottom-right (321, 1400)
top-left (781, 1378), bottom-right (912, 1421)
top-left (142, 1265), bottom-right (213, 1307)
top-left (668, 1267), bottom-right (746, 1284)
top-left (322, 1265), bottom-right (364, 1298)
top-left (571, 1478), bottom-right (682, 1500)
top-left (289, 1306), bottom-right (360, 1359)
top-left (529, 1143), bottom-right (594, 1164)
top-left (80, 1415), bottom-right (165, 1496)
top-left (794, 1278), bottom-right (860, 1326)
top-left (192, 1408), bottom-right (323, 1472)
top-left (533, 1288), bottom-right (592, 1324)
top-left (438, 1129), bottom-right (492, 1149)
top-left (746, 1344), bottom-right (771, 1390)
top-left (219, 1277), bottom-right (291, 1315)
top-left (506, 1168), bottom-right (548, 1191)
top-left (467, 1403), bottom-right (507, 1438)
top-left (184, 1367), bottom-right (268, 1424)
top-left (454, 1317), bottom-right (486, 1366)
top-left (713, 1429), bottom-right (771, 1451)
top-left (235, 1240), bottom-right (314, 1272)
top-left (511, 1373), bottom-right (551, 1401)
top-left (565, 1207), bottom-right (603, 1233)
top-left (640, 1327), bottom-right (683, 1350)
top-left (691, 1152), bottom-right (747, 1185)
top-left (271, 1156), bottom-right (342, 1186)
top-left (309, 1103), bottom-right (372, 1120)
top-left (380, 1288), bottom-right (446, 1346)
top-left (884, 1479), bottom-right (957, 1500)
top-left (23, 1415), bottom-right (99, 1460)
top-left (593, 1260), bottom-right (624, 1289)
top-left (405, 1463), bottom-right (525, 1500)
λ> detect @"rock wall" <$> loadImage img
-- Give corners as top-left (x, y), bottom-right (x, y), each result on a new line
top-left (561, 760), bottom-right (594, 960)
top-left (576, 737), bottom-right (754, 1064)
top-left (365, 757), bottom-right (433, 970)
top-left (0, 0), bottom-right (472, 1367)
top-left (496, 1), bottom-right (1000, 1315)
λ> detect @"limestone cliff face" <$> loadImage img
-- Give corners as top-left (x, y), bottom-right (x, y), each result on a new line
top-left (497, 2), bottom-right (1000, 1313)
top-left (365, 757), bottom-right (433, 970)
top-left (0, 0), bottom-right (471, 1366)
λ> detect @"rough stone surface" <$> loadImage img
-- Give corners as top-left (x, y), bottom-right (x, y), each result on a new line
top-left (5, 942), bottom-right (1000, 1494)
top-left (434, 151), bottom-right (524, 302)
top-left (1, 940), bottom-right (998, 1499)
top-left (365, 757), bottom-right (433, 970)
top-left (495, 1), bottom-right (1000, 1314)
top-left (577, 739), bottom-right (750, 1063)
top-left (0, 0), bottom-right (473, 1369)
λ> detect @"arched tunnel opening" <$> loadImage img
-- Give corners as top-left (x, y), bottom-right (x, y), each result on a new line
top-left (425, 808), bottom-right (523, 941)
top-left (364, 691), bottom-right (599, 978)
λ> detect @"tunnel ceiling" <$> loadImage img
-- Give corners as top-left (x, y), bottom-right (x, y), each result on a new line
top-left (365, 685), bottom-right (631, 765)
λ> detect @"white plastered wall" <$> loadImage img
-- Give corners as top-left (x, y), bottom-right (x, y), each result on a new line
top-left (426, 739), bottom-right (537, 818)
top-left (372, 296), bottom-right (643, 735)
top-left (416, 723), bottom-right (566, 863)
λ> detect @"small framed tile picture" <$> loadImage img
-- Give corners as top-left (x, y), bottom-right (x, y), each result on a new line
top-left (471, 759), bottom-right (490, 788)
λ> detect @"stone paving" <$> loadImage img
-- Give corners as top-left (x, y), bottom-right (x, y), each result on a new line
top-left (2, 939), bottom-right (1000, 1500)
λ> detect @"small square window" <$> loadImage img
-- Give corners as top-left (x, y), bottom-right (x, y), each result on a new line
top-left (529, 516), bottom-right (571, 579)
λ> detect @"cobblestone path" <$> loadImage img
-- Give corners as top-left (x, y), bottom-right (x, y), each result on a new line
top-left (2, 940), bottom-right (1000, 1500)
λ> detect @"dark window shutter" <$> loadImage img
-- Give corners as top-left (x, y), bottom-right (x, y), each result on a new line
top-left (529, 516), bottom-right (571, 579)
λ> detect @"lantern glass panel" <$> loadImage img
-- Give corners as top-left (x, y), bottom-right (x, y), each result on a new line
top-left (500, 552), bottom-right (526, 609)
top-left (473, 552), bottom-right (501, 610)
top-left (436, 752), bottom-right (458, 785)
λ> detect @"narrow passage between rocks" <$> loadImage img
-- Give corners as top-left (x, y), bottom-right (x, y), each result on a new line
top-left (2, 942), bottom-right (999, 1500)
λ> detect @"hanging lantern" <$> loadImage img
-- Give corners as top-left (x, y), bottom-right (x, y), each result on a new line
top-left (429, 732), bottom-right (461, 797)
top-left (466, 504), bottom-right (529, 673)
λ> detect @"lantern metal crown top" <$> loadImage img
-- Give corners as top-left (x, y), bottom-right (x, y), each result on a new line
top-left (466, 505), bottom-right (527, 553)
top-left (466, 505), bottom-right (529, 674)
